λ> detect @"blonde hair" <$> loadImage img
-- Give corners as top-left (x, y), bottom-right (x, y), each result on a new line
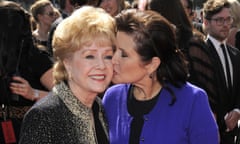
top-left (228, 0), bottom-right (240, 28)
top-left (30, 0), bottom-right (53, 22)
top-left (52, 6), bottom-right (116, 84)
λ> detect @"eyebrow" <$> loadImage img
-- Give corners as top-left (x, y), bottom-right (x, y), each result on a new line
top-left (118, 47), bottom-right (125, 51)
top-left (82, 48), bottom-right (114, 53)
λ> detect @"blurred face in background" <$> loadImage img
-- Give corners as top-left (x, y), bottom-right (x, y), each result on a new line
top-left (181, 0), bottom-right (195, 21)
top-left (38, 4), bottom-right (56, 26)
top-left (100, 0), bottom-right (118, 16)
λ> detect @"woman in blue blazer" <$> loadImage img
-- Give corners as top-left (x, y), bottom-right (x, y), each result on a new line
top-left (103, 9), bottom-right (219, 144)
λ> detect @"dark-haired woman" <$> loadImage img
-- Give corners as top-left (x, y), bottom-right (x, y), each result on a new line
top-left (0, 1), bottom-right (53, 143)
top-left (102, 9), bottom-right (219, 144)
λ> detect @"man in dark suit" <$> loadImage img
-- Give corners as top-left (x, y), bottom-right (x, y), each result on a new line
top-left (202, 0), bottom-right (240, 143)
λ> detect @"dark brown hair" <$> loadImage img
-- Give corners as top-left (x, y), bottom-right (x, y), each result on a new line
top-left (203, 0), bottom-right (230, 20)
top-left (115, 9), bottom-right (189, 104)
top-left (147, 0), bottom-right (193, 53)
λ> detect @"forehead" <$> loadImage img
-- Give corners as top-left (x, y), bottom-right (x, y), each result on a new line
top-left (85, 36), bottom-right (114, 47)
top-left (117, 32), bottom-right (135, 46)
top-left (44, 4), bottom-right (54, 10)
top-left (79, 37), bottom-right (114, 52)
top-left (116, 31), bottom-right (138, 53)
top-left (78, 43), bottom-right (113, 56)
top-left (212, 7), bottom-right (231, 17)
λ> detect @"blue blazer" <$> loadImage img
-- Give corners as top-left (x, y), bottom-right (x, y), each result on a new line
top-left (103, 83), bottom-right (219, 144)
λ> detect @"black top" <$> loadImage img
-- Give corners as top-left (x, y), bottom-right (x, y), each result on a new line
top-left (8, 47), bottom-right (52, 106)
top-left (93, 100), bottom-right (109, 144)
top-left (127, 85), bottom-right (161, 144)
top-left (33, 36), bottom-right (48, 47)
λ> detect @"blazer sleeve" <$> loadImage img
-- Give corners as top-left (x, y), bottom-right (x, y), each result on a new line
top-left (188, 90), bottom-right (219, 144)
top-left (19, 107), bottom-right (54, 144)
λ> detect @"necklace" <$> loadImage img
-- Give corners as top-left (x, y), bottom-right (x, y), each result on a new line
top-left (132, 85), bottom-right (162, 101)
top-left (128, 84), bottom-right (161, 116)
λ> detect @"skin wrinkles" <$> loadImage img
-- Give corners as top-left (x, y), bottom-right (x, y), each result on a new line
top-left (64, 42), bottom-right (113, 107)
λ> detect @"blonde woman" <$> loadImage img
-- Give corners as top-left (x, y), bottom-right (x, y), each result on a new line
top-left (19, 6), bottom-right (116, 143)
top-left (30, 0), bottom-right (57, 47)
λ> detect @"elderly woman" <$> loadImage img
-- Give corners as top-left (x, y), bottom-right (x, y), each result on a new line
top-left (19, 6), bottom-right (116, 143)
top-left (102, 9), bottom-right (219, 144)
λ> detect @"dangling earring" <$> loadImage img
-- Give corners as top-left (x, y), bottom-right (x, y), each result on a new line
top-left (149, 73), bottom-right (153, 79)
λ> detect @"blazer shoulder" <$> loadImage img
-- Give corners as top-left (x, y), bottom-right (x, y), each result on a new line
top-left (227, 44), bottom-right (240, 55)
top-left (29, 93), bottom-right (67, 118)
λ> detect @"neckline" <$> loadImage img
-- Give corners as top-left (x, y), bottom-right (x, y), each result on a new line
top-left (131, 84), bottom-right (162, 101)
top-left (127, 85), bottom-right (161, 116)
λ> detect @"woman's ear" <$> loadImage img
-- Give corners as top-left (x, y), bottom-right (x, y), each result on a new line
top-left (63, 59), bottom-right (71, 73)
top-left (145, 57), bottom-right (161, 75)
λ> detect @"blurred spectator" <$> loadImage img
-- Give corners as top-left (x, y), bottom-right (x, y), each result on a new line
top-left (30, 0), bottom-right (58, 49)
top-left (146, 0), bottom-right (193, 55)
top-left (47, 0), bottom-right (95, 57)
top-left (181, 0), bottom-right (195, 21)
top-left (87, 0), bottom-right (102, 6)
top-left (0, 1), bottom-right (53, 143)
top-left (181, 0), bottom-right (205, 35)
top-left (226, 0), bottom-right (240, 50)
top-left (202, 0), bottom-right (240, 143)
top-left (99, 0), bottom-right (130, 16)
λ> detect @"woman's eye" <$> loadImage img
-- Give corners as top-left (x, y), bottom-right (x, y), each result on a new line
top-left (85, 55), bottom-right (94, 59)
top-left (121, 51), bottom-right (128, 57)
top-left (105, 55), bottom-right (113, 60)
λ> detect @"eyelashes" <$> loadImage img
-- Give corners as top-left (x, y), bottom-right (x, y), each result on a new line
top-left (85, 55), bottom-right (113, 60)
top-left (119, 49), bottom-right (128, 57)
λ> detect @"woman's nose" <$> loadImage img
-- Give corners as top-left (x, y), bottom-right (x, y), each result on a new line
top-left (112, 53), bottom-right (119, 65)
top-left (96, 58), bottom-right (106, 69)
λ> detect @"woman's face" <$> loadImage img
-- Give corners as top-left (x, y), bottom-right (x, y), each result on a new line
top-left (112, 31), bottom-right (149, 84)
top-left (100, 0), bottom-right (118, 16)
top-left (64, 41), bottom-right (114, 94)
top-left (39, 5), bottom-right (56, 26)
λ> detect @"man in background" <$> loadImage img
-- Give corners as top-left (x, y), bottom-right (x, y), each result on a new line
top-left (202, 0), bottom-right (240, 143)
